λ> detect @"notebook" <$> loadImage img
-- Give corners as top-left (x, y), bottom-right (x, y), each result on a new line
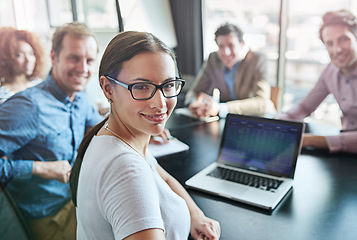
top-left (148, 138), bottom-right (189, 158)
top-left (185, 113), bottom-right (304, 210)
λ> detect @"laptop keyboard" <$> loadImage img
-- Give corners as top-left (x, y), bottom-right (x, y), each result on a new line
top-left (207, 167), bottom-right (282, 192)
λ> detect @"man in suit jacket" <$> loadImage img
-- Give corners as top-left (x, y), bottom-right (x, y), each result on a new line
top-left (185, 23), bottom-right (275, 117)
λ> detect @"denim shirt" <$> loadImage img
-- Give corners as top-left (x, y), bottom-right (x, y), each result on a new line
top-left (219, 61), bottom-right (241, 117)
top-left (0, 73), bottom-right (102, 219)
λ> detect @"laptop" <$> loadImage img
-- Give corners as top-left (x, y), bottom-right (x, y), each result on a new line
top-left (185, 113), bottom-right (304, 210)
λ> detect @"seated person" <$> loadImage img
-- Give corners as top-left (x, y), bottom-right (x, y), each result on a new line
top-left (281, 9), bottom-right (357, 154)
top-left (0, 28), bottom-right (45, 188)
top-left (0, 22), bottom-right (102, 240)
top-left (185, 23), bottom-right (275, 118)
top-left (0, 27), bottom-right (45, 104)
top-left (70, 30), bottom-right (220, 240)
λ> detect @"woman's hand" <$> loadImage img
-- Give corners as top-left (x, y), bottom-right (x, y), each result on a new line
top-left (190, 212), bottom-right (221, 240)
top-left (150, 128), bottom-right (174, 145)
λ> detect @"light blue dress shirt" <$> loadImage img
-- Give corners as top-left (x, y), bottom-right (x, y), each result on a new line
top-left (224, 61), bottom-right (240, 99)
top-left (0, 73), bottom-right (102, 219)
top-left (219, 61), bottom-right (241, 117)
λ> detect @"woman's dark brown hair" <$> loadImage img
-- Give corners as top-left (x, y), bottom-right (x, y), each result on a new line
top-left (70, 31), bottom-right (177, 206)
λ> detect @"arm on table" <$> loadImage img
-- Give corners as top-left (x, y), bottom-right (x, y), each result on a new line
top-left (188, 93), bottom-right (220, 118)
top-left (302, 134), bottom-right (328, 150)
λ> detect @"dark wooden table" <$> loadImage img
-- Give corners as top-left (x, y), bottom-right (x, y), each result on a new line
top-left (158, 113), bottom-right (357, 240)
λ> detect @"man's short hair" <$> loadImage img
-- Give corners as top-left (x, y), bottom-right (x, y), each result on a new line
top-left (215, 23), bottom-right (244, 43)
top-left (52, 22), bottom-right (98, 57)
top-left (319, 9), bottom-right (357, 42)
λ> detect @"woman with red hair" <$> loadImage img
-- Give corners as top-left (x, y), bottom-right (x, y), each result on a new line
top-left (0, 27), bottom-right (45, 104)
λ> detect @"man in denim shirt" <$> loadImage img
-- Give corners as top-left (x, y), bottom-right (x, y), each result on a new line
top-left (0, 22), bottom-right (102, 239)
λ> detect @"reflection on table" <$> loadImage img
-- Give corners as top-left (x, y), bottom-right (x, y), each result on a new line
top-left (158, 112), bottom-right (357, 240)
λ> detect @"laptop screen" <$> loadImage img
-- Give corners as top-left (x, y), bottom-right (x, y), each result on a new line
top-left (218, 114), bottom-right (304, 178)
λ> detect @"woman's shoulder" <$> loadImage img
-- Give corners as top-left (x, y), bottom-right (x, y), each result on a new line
top-left (0, 86), bottom-right (14, 104)
top-left (28, 78), bottom-right (43, 87)
top-left (87, 135), bottom-right (150, 170)
top-left (85, 136), bottom-right (157, 189)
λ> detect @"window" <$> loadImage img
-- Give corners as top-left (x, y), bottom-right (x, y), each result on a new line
top-left (0, 0), bottom-right (16, 27)
top-left (47, 0), bottom-right (73, 28)
top-left (119, 0), bottom-right (177, 48)
top-left (0, 0), bottom-right (50, 31)
top-left (284, 0), bottom-right (357, 126)
top-left (76, 0), bottom-right (118, 29)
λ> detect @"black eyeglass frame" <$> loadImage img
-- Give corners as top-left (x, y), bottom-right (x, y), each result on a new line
top-left (105, 75), bottom-right (185, 100)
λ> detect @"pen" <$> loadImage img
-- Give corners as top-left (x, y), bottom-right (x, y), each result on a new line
top-left (213, 88), bottom-right (220, 103)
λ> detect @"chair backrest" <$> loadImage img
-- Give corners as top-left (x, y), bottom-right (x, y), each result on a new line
top-left (270, 86), bottom-right (280, 110)
top-left (0, 188), bottom-right (31, 240)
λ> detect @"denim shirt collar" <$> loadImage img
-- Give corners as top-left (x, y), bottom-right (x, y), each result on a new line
top-left (44, 72), bottom-right (81, 105)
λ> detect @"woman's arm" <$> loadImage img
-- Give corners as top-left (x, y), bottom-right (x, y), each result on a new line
top-left (124, 228), bottom-right (165, 240)
top-left (157, 165), bottom-right (221, 240)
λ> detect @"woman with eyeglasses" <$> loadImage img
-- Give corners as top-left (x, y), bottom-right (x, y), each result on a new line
top-left (70, 31), bottom-right (220, 240)
top-left (0, 27), bottom-right (45, 104)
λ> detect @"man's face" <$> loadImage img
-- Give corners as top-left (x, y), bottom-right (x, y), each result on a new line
top-left (322, 24), bottom-right (357, 74)
top-left (51, 34), bottom-right (97, 100)
top-left (216, 33), bottom-right (244, 70)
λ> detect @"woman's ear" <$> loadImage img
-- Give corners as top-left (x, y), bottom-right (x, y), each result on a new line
top-left (100, 76), bottom-right (113, 100)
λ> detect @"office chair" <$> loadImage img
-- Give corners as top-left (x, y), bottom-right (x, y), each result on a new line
top-left (270, 86), bottom-right (280, 110)
top-left (0, 187), bottom-right (32, 240)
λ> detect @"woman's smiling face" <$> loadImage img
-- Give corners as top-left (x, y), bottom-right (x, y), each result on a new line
top-left (111, 51), bottom-right (177, 137)
top-left (12, 40), bottom-right (36, 77)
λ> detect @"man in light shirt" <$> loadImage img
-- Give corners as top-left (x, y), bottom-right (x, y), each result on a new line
top-left (281, 9), bottom-right (357, 154)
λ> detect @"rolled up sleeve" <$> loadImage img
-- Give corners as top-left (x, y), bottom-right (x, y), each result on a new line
top-left (0, 96), bottom-right (39, 181)
top-left (326, 131), bottom-right (357, 154)
top-left (1, 158), bottom-right (33, 182)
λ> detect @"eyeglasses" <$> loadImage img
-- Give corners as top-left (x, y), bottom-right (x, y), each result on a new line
top-left (105, 75), bottom-right (185, 100)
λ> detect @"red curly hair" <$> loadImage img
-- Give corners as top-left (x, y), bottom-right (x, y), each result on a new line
top-left (0, 27), bottom-right (45, 82)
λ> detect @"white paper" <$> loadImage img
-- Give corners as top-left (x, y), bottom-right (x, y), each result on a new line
top-left (148, 138), bottom-right (189, 158)
top-left (175, 108), bottom-right (219, 122)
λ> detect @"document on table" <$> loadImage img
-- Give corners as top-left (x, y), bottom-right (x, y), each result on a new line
top-left (148, 138), bottom-right (189, 158)
top-left (175, 107), bottom-right (219, 122)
